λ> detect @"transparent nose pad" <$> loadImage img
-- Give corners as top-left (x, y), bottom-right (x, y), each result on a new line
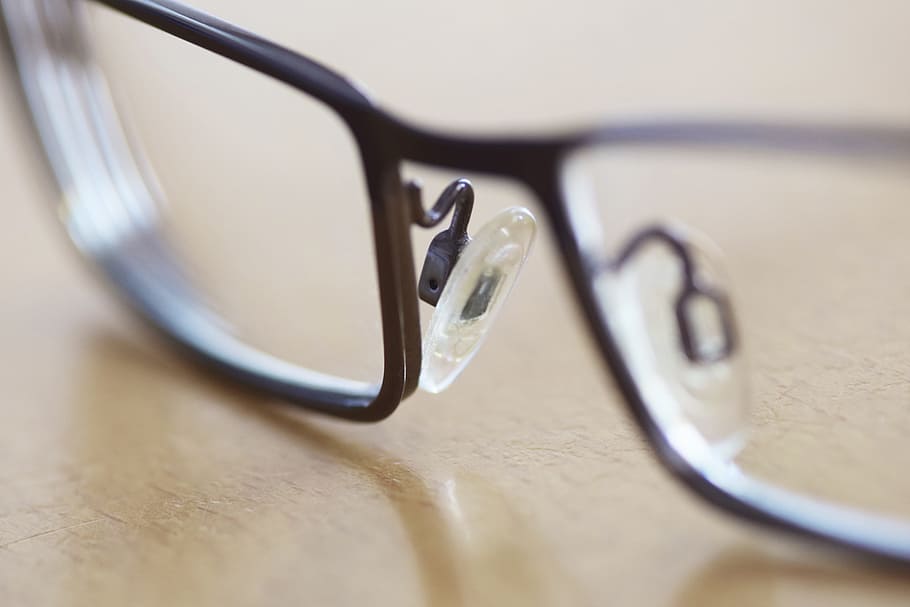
top-left (420, 207), bottom-right (537, 394)
top-left (602, 224), bottom-right (749, 459)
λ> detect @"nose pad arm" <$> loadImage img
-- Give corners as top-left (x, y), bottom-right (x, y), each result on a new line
top-left (409, 179), bottom-right (475, 307)
top-left (613, 224), bottom-right (738, 365)
top-left (418, 229), bottom-right (470, 306)
top-left (675, 285), bottom-right (737, 364)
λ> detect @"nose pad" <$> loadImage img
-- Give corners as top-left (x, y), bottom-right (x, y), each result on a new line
top-left (604, 224), bottom-right (749, 458)
top-left (419, 207), bottom-right (537, 394)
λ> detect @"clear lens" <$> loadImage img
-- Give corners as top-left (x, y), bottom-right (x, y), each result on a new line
top-left (90, 7), bottom-right (383, 383)
top-left (564, 141), bottom-right (910, 517)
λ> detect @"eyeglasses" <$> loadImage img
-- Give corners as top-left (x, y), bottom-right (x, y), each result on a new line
top-left (4, 0), bottom-right (910, 564)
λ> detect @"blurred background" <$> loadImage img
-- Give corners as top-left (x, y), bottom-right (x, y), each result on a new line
top-left (2, 1), bottom-right (910, 606)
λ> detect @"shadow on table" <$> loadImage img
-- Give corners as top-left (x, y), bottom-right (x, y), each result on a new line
top-left (227, 398), bottom-right (584, 607)
top-left (677, 544), bottom-right (910, 607)
top-left (74, 330), bottom-right (582, 607)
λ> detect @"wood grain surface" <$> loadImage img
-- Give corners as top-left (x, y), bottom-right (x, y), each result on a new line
top-left (2, 1), bottom-right (910, 605)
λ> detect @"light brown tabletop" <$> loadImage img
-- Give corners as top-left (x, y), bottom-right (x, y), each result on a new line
top-left (2, 1), bottom-right (910, 605)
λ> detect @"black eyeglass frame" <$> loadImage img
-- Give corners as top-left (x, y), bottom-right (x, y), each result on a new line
top-left (4, 0), bottom-right (910, 565)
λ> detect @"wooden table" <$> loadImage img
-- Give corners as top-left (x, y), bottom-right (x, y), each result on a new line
top-left (2, 1), bottom-right (909, 605)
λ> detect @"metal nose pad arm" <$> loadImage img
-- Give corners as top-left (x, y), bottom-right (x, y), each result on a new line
top-left (407, 179), bottom-right (475, 307)
top-left (611, 225), bottom-right (738, 364)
